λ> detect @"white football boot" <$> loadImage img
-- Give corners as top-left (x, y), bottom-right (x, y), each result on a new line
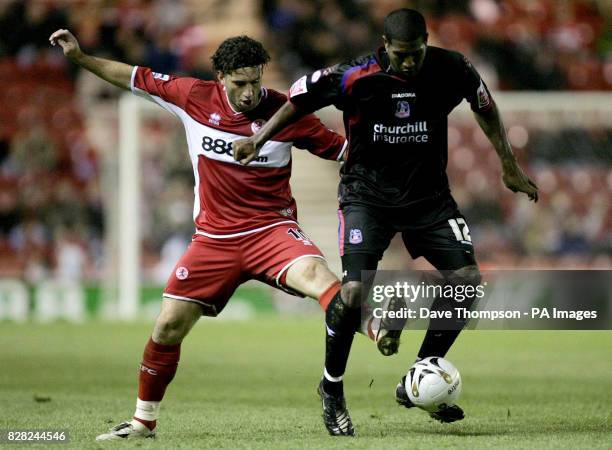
top-left (96, 420), bottom-right (155, 440)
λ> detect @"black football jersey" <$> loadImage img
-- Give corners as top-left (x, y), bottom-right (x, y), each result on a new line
top-left (288, 46), bottom-right (493, 215)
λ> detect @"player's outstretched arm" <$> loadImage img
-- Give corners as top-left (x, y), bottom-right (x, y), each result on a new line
top-left (233, 101), bottom-right (305, 165)
top-left (474, 103), bottom-right (539, 202)
top-left (49, 29), bottom-right (133, 90)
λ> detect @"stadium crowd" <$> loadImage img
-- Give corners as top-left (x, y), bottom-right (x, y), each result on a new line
top-left (262, 0), bottom-right (611, 90)
top-left (0, 0), bottom-right (610, 282)
top-left (0, 0), bottom-right (204, 281)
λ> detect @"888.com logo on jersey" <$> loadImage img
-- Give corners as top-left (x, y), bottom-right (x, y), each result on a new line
top-left (201, 136), bottom-right (268, 163)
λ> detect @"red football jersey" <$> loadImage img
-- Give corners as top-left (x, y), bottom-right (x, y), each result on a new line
top-left (131, 67), bottom-right (346, 237)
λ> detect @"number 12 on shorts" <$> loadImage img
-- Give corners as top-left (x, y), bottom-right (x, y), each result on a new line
top-left (448, 218), bottom-right (472, 244)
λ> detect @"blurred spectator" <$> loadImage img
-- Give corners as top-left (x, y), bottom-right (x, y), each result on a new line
top-left (0, 1), bottom-right (68, 59)
top-left (9, 123), bottom-right (58, 176)
top-left (0, 0), bottom-right (207, 283)
top-left (53, 225), bottom-right (89, 282)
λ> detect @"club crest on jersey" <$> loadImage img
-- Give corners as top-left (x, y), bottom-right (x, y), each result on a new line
top-left (477, 80), bottom-right (491, 109)
top-left (289, 76), bottom-right (308, 98)
top-left (251, 119), bottom-right (266, 133)
top-left (175, 266), bottom-right (189, 280)
top-left (349, 229), bottom-right (363, 244)
top-left (209, 113), bottom-right (221, 126)
top-left (395, 100), bottom-right (411, 118)
top-left (152, 72), bottom-right (170, 81)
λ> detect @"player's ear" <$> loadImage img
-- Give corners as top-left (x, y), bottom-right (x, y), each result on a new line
top-left (216, 71), bottom-right (225, 83)
top-left (382, 35), bottom-right (390, 47)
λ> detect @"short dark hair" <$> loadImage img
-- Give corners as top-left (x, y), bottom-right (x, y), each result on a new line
top-left (211, 35), bottom-right (271, 74)
top-left (383, 8), bottom-right (427, 43)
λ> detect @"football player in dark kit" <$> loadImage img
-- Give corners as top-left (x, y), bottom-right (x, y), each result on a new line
top-left (235, 8), bottom-right (538, 436)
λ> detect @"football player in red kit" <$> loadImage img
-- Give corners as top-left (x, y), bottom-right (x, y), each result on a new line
top-left (49, 29), bottom-right (386, 440)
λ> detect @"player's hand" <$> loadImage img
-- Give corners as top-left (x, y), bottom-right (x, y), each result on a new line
top-left (502, 162), bottom-right (539, 202)
top-left (233, 138), bottom-right (260, 165)
top-left (49, 29), bottom-right (82, 60)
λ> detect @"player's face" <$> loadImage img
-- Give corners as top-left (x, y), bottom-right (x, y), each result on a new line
top-left (219, 66), bottom-right (263, 113)
top-left (383, 35), bottom-right (427, 77)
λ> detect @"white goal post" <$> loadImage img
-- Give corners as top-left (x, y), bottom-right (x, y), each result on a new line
top-left (117, 95), bottom-right (143, 319)
top-left (114, 92), bottom-right (612, 320)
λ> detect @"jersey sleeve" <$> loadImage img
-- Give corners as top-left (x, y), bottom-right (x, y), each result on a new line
top-left (292, 113), bottom-right (347, 161)
top-left (460, 56), bottom-right (494, 113)
top-left (130, 66), bottom-right (198, 114)
top-left (287, 63), bottom-right (348, 113)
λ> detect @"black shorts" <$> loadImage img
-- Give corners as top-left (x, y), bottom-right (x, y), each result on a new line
top-left (338, 203), bottom-right (477, 282)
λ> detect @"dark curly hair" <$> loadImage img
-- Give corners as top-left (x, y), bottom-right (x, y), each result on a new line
top-left (211, 36), bottom-right (271, 74)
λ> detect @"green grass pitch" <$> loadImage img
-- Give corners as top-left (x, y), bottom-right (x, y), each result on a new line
top-left (1, 318), bottom-right (610, 449)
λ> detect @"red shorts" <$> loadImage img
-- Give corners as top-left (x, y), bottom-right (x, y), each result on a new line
top-left (163, 223), bottom-right (325, 316)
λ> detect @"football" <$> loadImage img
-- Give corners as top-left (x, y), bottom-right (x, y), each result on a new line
top-left (405, 357), bottom-right (462, 412)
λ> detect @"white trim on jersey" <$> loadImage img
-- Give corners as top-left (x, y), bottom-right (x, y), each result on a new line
top-left (195, 220), bottom-right (299, 239)
top-left (274, 254), bottom-right (326, 288)
top-left (130, 66), bottom-right (138, 92)
top-left (337, 139), bottom-right (348, 161)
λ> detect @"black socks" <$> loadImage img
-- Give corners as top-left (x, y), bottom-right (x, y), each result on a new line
top-left (322, 293), bottom-right (361, 396)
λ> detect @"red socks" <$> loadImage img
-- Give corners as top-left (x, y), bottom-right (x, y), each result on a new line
top-left (319, 281), bottom-right (341, 311)
top-left (133, 337), bottom-right (181, 430)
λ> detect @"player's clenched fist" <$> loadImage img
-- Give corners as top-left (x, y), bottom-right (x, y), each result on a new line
top-left (49, 29), bottom-right (82, 60)
top-left (233, 138), bottom-right (260, 165)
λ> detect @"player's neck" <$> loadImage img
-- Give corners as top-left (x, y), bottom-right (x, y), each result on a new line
top-left (222, 87), bottom-right (264, 115)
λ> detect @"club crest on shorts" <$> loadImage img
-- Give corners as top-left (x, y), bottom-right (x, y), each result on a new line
top-left (349, 228), bottom-right (363, 244)
top-left (279, 207), bottom-right (294, 217)
top-left (175, 266), bottom-right (189, 280)
top-left (395, 100), bottom-right (411, 118)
